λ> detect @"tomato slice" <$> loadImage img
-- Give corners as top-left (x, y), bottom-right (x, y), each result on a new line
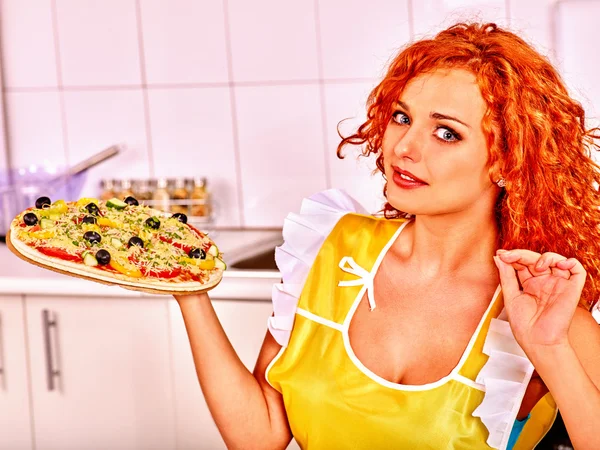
top-left (158, 235), bottom-right (192, 254)
top-left (36, 246), bottom-right (82, 262)
top-left (158, 235), bottom-right (172, 244)
top-left (186, 223), bottom-right (205, 239)
top-left (141, 267), bottom-right (182, 279)
top-left (173, 241), bottom-right (193, 254)
top-left (183, 269), bottom-right (203, 282)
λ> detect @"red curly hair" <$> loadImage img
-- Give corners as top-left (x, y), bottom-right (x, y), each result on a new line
top-left (337, 22), bottom-right (600, 309)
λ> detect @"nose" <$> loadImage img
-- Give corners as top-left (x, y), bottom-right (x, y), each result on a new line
top-left (393, 126), bottom-right (422, 163)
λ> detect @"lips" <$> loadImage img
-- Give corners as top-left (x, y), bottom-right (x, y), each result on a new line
top-left (392, 166), bottom-right (428, 185)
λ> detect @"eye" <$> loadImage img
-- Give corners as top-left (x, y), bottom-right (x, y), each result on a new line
top-left (434, 126), bottom-right (461, 143)
top-left (391, 111), bottom-right (410, 125)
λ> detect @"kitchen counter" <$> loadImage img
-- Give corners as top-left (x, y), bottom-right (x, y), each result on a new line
top-left (0, 229), bottom-right (282, 300)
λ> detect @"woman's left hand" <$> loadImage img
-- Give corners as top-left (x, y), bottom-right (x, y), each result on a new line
top-left (494, 249), bottom-right (587, 352)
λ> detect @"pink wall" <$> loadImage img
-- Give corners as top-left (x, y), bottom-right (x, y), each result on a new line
top-left (0, 0), bottom-right (597, 227)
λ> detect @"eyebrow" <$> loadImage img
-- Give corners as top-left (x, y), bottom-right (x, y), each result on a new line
top-left (396, 101), bottom-right (471, 129)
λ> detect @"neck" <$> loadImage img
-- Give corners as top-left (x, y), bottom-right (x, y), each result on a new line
top-left (397, 205), bottom-right (500, 279)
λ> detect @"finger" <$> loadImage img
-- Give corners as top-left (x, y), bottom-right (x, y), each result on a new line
top-left (557, 258), bottom-right (587, 290)
top-left (497, 249), bottom-right (540, 282)
top-left (550, 266), bottom-right (571, 280)
top-left (534, 252), bottom-right (569, 272)
top-left (493, 256), bottom-right (521, 301)
top-left (498, 250), bottom-right (569, 281)
top-left (497, 249), bottom-right (542, 267)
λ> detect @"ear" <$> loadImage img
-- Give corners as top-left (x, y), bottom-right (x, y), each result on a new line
top-left (488, 161), bottom-right (505, 184)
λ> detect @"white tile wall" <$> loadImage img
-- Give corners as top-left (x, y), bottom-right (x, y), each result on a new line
top-left (139, 0), bottom-right (230, 85)
top-left (4, 91), bottom-right (66, 169)
top-left (554, 1), bottom-right (600, 120)
top-left (55, 0), bottom-right (142, 86)
top-left (235, 84), bottom-right (327, 227)
top-left (508, 0), bottom-right (556, 60)
top-left (323, 81), bottom-right (385, 214)
top-left (318, 0), bottom-right (411, 80)
top-left (0, 0), bottom-right (58, 88)
top-left (147, 87), bottom-right (241, 226)
top-left (412, 0), bottom-right (507, 39)
top-left (62, 89), bottom-right (151, 198)
top-left (227, 0), bottom-right (320, 82)
top-left (0, 1), bottom-right (598, 227)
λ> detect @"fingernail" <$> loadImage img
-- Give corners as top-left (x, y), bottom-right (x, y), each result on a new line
top-left (496, 249), bottom-right (508, 254)
top-left (535, 260), bottom-right (544, 270)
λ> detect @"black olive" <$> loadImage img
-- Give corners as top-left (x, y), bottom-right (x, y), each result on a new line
top-left (85, 203), bottom-right (100, 216)
top-left (124, 196), bottom-right (139, 206)
top-left (128, 236), bottom-right (144, 248)
top-left (172, 212), bottom-right (188, 224)
top-left (145, 217), bottom-right (160, 230)
top-left (95, 249), bottom-right (111, 265)
top-left (35, 196), bottom-right (51, 209)
top-left (23, 212), bottom-right (39, 226)
top-left (83, 231), bottom-right (101, 244)
top-left (188, 248), bottom-right (206, 259)
top-left (82, 216), bottom-right (97, 224)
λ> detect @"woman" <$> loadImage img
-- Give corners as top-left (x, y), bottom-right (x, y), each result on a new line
top-left (176, 23), bottom-right (600, 449)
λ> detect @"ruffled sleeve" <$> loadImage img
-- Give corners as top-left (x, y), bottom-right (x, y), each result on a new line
top-left (472, 311), bottom-right (535, 450)
top-left (268, 189), bottom-right (368, 346)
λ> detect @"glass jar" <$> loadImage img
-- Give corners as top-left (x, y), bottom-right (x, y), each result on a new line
top-left (152, 178), bottom-right (171, 212)
top-left (119, 179), bottom-right (134, 200)
top-left (190, 177), bottom-right (209, 217)
top-left (100, 179), bottom-right (115, 201)
top-left (132, 179), bottom-right (152, 202)
top-left (170, 178), bottom-right (189, 215)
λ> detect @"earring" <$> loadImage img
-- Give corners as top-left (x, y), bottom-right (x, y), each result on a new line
top-left (496, 178), bottom-right (506, 188)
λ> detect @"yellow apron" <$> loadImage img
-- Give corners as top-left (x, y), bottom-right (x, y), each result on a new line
top-left (267, 212), bottom-right (556, 449)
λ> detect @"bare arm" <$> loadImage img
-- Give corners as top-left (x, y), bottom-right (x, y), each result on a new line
top-left (529, 307), bottom-right (600, 450)
top-left (175, 293), bottom-right (292, 450)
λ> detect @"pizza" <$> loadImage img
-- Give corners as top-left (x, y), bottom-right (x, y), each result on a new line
top-left (8, 195), bottom-right (226, 294)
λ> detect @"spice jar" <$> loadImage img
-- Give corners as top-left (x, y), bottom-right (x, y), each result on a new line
top-left (152, 178), bottom-right (171, 213)
top-left (132, 179), bottom-right (152, 202)
top-left (190, 177), bottom-right (209, 217)
top-left (100, 179), bottom-right (115, 201)
top-left (119, 179), bottom-right (134, 200)
top-left (171, 177), bottom-right (189, 215)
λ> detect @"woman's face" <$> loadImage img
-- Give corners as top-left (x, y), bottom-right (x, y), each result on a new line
top-left (382, 69), bottom-right (498, 217)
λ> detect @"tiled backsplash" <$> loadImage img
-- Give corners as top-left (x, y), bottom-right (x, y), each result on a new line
top-left (0, 0), bottom-right (597, 227)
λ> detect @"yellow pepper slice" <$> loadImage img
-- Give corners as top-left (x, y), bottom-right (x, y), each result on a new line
top-left (97, 217), bottom-right (122, 229)
top-left (109, 258), bottom-right (143, 278)
top-left (76, 197), bottom-right (99, 207)
top-left (81, 223), bottom-right (101, 233)
top-left (47, 200), bottom-right (68, 215)
top-left (197, 259), bottom-right (215, 270)
top-left (29, 229), bottom-right (56, 239)
top-left (180, 257), bottom-right (215, 270)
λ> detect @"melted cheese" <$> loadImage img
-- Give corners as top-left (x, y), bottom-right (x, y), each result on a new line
top-left (15, 200), bottom-right (220, 281)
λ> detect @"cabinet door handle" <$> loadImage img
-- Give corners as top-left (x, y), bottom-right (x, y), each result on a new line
top-left (42, 309), bottom-right (60, 391)
top-left (0, 312), bottom-right (4, 390)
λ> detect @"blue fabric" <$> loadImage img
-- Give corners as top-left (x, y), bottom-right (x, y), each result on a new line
top-left (507, 414), bottom-right (531, 450)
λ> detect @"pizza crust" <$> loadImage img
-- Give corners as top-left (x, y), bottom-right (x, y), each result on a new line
top-left (7, 227), bottom-right (223, 296)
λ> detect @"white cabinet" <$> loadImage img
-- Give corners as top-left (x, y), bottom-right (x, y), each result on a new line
top-left (0, 293), bottom-right (286, 450)
top-left (0, 295), bottom-right (33, 450)
top-left (25, 295), bottom-right (175, 450)
top-left (169, 298), bottom-right (273, 449)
